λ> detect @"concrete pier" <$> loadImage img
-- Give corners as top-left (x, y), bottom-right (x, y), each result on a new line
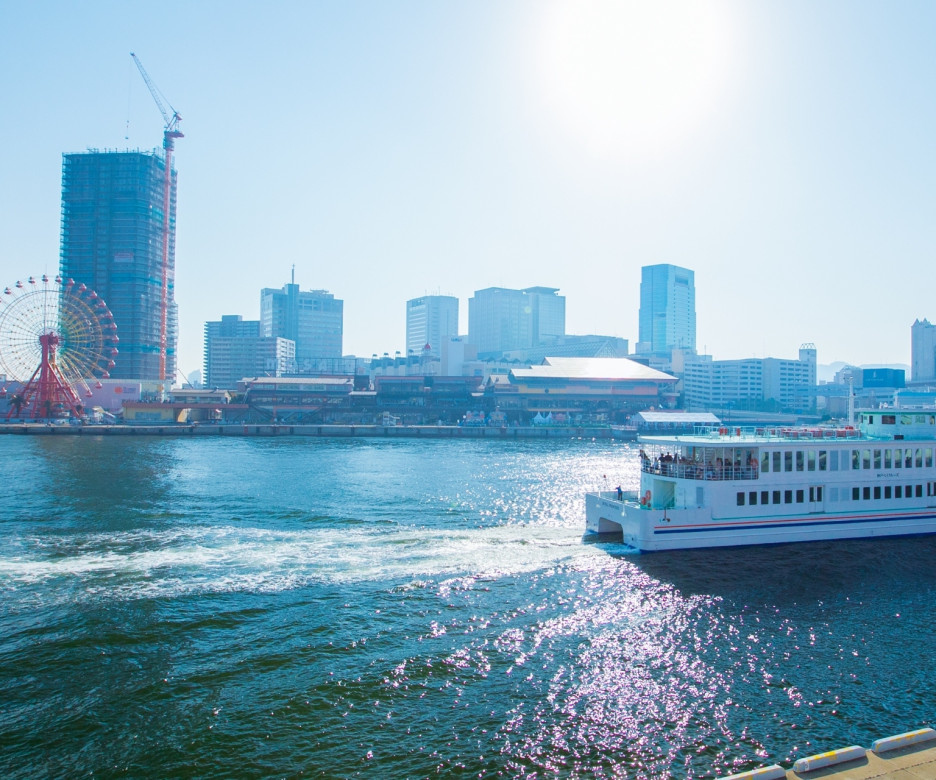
top-left (717, 728), bottom-right (936, 780)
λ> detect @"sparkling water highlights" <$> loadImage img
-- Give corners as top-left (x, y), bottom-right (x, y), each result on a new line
top-left (2, 435), bottom-right (935, 778)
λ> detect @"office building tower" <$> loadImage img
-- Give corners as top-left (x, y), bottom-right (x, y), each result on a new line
top-left (261, 278), bottom-right (343, 372)
top-left (406, 295), bottom-right (458, 357)
top-left (60, 150), bottom-right (178, 380)
top-left (468, 286), bottom-right (565, 357)
top-left (204, 315), bottom-right (294, 389)
top-left (636, 264), bottom-right (696, 357)
top-left (912, 319), bottom-right (936, 383)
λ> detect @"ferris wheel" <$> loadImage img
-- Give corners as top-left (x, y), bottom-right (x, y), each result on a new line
top-left (0, 275), bottom-right (119, 419)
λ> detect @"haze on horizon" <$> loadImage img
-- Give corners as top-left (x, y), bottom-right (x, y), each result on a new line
top-left (1, 1), bottom-right (933, 382)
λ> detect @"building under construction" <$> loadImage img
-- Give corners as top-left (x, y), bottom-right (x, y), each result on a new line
top-left (60, 149), bottom-right (178, 381)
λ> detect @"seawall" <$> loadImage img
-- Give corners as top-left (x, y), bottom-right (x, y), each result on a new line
top-left (0, 423), bottom-right (623, 439)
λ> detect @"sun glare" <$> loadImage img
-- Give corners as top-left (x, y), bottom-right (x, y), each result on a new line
top-left (535, 0), bottom-right (735, 164)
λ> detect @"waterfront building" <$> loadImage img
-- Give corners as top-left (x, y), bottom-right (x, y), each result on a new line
top-left (60, 150), bottom-right (178, 381)
top-left (260, 278), bottom-right (343, 371)
top-left (204, 314), bottom-right (294, 389)
top-left (911, 319), bottom-right (936, 383)
top-left (682, 344), bottom-right (817, 414)
top-left (636, 264), bottom-right (696, 359)
top-left (468, 286), bottom-right (565, 358)
top-left (406, 295), bottom-right (458, 358)
top-left (491, 356), bottom-right (678, 424)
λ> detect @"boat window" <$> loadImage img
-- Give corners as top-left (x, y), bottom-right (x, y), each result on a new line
top-left (917, 484), bottom-right (923, 497)
top-left (862, 450), bottom-right (871, 469)
top-left (874, 450), bottom-right (882, 469)
top-left (773, 490), bottom-right (781, 504)
top-left (796, 451), bottom-right (804, 471)
top-left (784, 490), bottom-right (793, 504)
top-left (906, 451), bottom-right (914, 468)
top-left (796, 489), bottom-right (804, 503)
top-left (784, 452), bottom-right (793, 472)
top-left (749, 491), bottom-right (757, 505)
top-left (830, 486), bottom-right (838, 502)
top-left (815, 486), bottom-right (823, 501)
top-left (885, 485), bottom-right (892, 498)
top-left (761, 451), bottom-right (770, 473)
top-left (761, 490), bottom-right (769, 504)
top-left (902, 415), bottom-right (913, 425)
top-left (863, 487), bottom-right (871, 500)
top-left (916, 449), bottom-right (923, 468)
top-left (896, 485), bottom-right (903, 498)
top-left (808, 451), bottom-right (816, 471)
top-left (884, 450), bottom-right (892, 469)
top-left (818, 450), bottom-right (827, 470)
top-left (737, 492), bottom-right (745, 506)
top-left (852, 487), bottom-right (860, 500)
top-left (906, 483), bottom-right (913, 496)
top-left (917, 415), bottom-right (927, 424)
top-left (894, 449), bottom-right (902, 469)
top-left (852, 450), bottom-right (860, 470)
top-left (882, 414), bottom-right (896, 424)
top-left (874, 486), bottom-right (881, 499)
top-left (927, 448), bottom-right (933, 468)
top-left (772, 452), bottom-right (781, 472)
top-left (829, 451), bottom-right (839, 471)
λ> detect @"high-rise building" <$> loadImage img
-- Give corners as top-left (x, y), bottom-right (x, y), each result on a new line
top-left (260, 279), bottom-right (343, 372)
top-left (636, 264), bottom-right (696, 357)
top-left (204, 315), bottom-right (294, 389)
top-left (406, 295), bottom-right (458, 357)
top-left (60, 150), bottom-right (178, 380)
top-left (468, 286), bottom-right (565, 358)
top-left (911, 319), bottom-right (936, 383)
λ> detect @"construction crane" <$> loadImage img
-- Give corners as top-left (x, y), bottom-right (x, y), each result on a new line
top-left (130, 52), bottom-right (183, 382)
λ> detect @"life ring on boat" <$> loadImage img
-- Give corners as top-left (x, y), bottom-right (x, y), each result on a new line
top-left (641, 490), bottom-right (652, 506)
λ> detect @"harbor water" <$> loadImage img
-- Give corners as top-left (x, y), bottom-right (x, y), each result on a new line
top-left (1, 435), bottom-right (934, 779)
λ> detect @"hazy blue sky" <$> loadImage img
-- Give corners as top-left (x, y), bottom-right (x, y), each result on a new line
top-left (1, 1), bottom-right (934, 381)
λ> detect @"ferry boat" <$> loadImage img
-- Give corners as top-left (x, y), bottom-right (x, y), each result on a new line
top-left (585, 411), bottom-right (936, 551)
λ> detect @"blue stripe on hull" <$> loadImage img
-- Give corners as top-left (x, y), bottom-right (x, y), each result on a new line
top-left (654, 512), bottom-right (936, 535)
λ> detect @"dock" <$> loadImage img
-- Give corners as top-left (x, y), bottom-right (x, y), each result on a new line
top-left (0, 422), bottom-right (619, 438)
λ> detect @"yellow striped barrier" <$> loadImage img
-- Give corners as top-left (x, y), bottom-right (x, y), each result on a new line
top-left (792, 745), bottom-right (865, 773)
top-left (715, 764), bottom-right (786, 780)
top-left (871, 727), bottom-right (936, 754)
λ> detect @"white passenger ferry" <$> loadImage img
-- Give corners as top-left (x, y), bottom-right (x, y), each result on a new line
top-left (585, 411), bottom-right (936, 551)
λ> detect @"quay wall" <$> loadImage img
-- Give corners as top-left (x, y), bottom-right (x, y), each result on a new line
top-left (0, 423), bottom-right (622, 439)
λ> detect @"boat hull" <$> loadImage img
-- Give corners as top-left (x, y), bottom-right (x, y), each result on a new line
top-left (585, 492), bottom-right (936, 552)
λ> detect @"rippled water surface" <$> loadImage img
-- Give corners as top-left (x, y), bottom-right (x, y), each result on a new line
top-left (2, 435), bottom-right (935, 779)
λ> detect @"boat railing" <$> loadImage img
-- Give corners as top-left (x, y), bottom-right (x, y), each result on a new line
top-left (692, 424), bottom-right (863, 440)
top-left (640, 460), bottom-right (759, 481)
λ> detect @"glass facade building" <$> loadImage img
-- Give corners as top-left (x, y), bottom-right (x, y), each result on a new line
top-left (637, 264), bottom-right (696, 357)
top-left (260, 282), bottom-right (343, 372)
top-left (468, 286), bottom-right (565, 358)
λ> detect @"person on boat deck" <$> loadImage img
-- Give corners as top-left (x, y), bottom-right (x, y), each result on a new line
top-left (616, 485), bottom-right (623, 500)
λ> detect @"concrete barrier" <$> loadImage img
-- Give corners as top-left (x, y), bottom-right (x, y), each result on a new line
top-left (792, 745), bottom-right (865, 773)
top-left (715, 763), bottom-right (786, 780)
top-left (871, 727), bottom-right (936, 754)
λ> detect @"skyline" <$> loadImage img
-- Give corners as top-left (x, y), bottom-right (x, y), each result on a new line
top-left (1, 1), bottom-right (934, 382)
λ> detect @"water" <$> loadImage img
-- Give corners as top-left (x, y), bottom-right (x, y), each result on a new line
top-left (1, 435), bottom-right (935, 779)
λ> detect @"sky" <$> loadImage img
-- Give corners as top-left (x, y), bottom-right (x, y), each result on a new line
top-left (1, 0), bottom-right (934, 383)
